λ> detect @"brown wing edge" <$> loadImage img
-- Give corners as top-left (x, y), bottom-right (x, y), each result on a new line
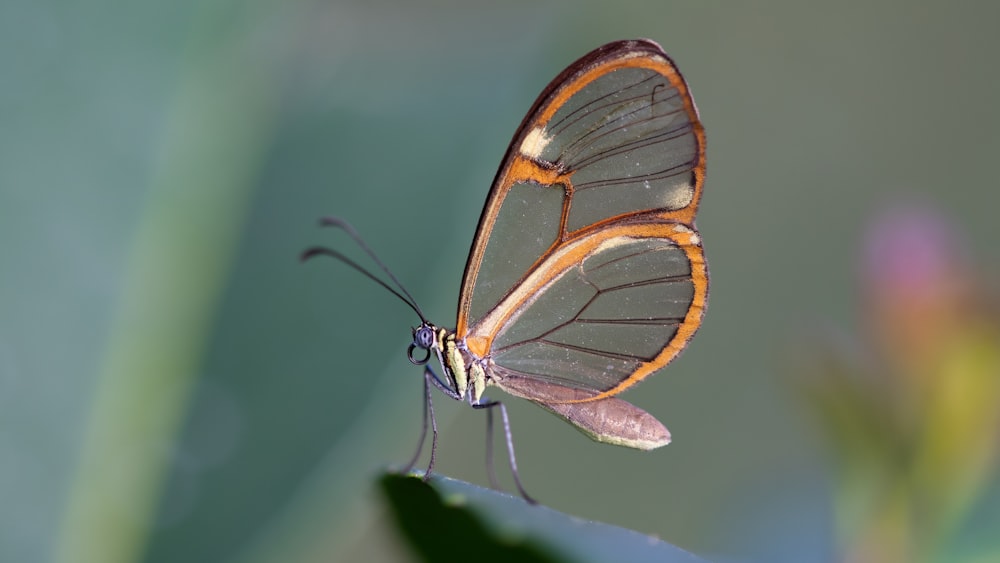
top-left (456, 39), bottom-right (685, 336)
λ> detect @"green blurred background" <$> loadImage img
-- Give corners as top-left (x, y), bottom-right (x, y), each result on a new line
top-left (3, 1), bottom-right (999, 562)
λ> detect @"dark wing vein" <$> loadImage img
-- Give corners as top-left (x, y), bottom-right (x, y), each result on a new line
top-left (574, 317), bottom-right (684, 326)
top-left (548, 74), bottom-right (662, 137)
top-left (557, 91), bottom-right (681, 168)
top-left (492, 271), bottom-right (690, 357)
top-left (574, 160), bottom-right (695, 190)
top-left (569, 120), bottom-right (692, 172)
top-left (600, 273), bottom-right (693, 293)
top-left (537, 338), bottom-right (643, 362)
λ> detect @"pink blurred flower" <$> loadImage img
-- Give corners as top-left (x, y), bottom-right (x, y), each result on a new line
top-left (862, 204), bottom-right (975, 390)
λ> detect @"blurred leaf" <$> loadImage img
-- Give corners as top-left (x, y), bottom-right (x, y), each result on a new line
top-left (52, 3), bottom-right (295, 563)
top-left (379, 472), bottom-right (708, 563)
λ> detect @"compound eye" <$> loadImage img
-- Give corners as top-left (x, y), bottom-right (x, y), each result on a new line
top-left (407, 326), bottom-right (434, 365)
top-left (414, 326), bottom-right (435, 349)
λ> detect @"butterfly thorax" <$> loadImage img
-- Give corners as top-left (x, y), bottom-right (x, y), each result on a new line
top-left (416, 324), bottom-right (488, 405)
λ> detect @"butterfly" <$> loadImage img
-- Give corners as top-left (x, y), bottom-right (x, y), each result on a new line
top-left (304, 39), bottom-right (707, 503)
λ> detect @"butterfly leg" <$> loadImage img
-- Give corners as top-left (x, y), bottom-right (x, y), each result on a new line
top-left (474, 399), bottom-right (536, 504)
top-left (402, 370), bottom-right (433, 478)
top-left (483, 408), bottom-right (500, 490)
top-left (404, 365), bottom-right (462, 481)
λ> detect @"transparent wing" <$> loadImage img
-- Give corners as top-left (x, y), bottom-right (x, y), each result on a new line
top-left (457, 40), bottom-right (707, 402)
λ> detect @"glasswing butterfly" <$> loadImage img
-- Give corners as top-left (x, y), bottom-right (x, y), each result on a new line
top-left (304, 39), bottom-right (707, 503)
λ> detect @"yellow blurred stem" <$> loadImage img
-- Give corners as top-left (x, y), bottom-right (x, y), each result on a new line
top-left (912, 325), bottom-right (1000, 552)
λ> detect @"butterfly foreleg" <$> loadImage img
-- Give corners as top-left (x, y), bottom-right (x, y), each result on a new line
top-left (403, 365), bottom-right (463, 481)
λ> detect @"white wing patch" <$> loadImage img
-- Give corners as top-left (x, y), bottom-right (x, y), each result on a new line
top-left (519, 126), bottom-right (552, 160)
top-left (662, 183), bottom-right (694, 211)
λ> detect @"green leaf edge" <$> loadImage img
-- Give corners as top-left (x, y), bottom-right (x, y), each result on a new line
top-left (379, 471), bottom-right (710, 563)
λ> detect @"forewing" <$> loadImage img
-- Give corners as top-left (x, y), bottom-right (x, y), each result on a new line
top-left (457, 39), bottom-right (705, 338)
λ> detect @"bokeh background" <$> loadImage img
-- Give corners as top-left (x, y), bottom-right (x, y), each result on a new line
top-left (3, 1), bottom-right (999, 562)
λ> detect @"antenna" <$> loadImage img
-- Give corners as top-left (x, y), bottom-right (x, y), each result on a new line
top-left (301, 216), bottom-right (427, 322)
